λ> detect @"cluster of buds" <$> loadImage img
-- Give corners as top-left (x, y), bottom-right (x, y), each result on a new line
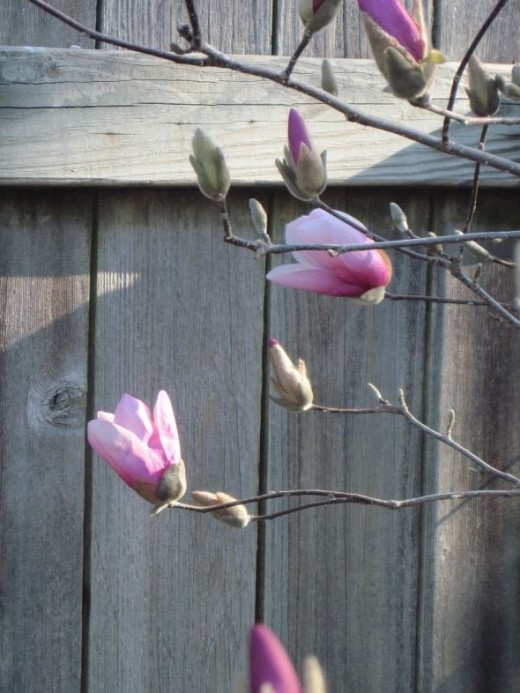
top-left (357, 0), bottom-right (445, 100)
top-left (276, 109), bottom-right (327, 202)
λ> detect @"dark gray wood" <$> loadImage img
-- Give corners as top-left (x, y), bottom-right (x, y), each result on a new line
top-left (86, 189), bottom-right (263, 692)
top-left (419, 189), bottom-right (520, 692)
top-left (263, 189), bottom-right (431, 691)
top-left (0, 0), bottom-right (96, 47)
top-left (0, 189), bottom-right (92, 693)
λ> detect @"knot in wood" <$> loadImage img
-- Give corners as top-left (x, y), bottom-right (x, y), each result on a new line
top-left (41, 383), bottom-right (86, 428)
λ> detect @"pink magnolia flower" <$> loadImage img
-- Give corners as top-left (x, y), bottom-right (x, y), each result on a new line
top-left (276, 109), bottom-right (327, 202)
top-left (250, 624), bottom-right (302, 693)
top-left (358, 0), bottom-right (425, 62)
top-left (87, 391), bottom-right (186, 504)
top-left (266, 209), bottom-right (392, 304)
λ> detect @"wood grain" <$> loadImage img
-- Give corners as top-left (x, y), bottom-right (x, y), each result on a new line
top-left (86, 189), bottom-right (264, 692)
top-left (262, 189), bottom-right (432, 691)
top-left (1, 48), bottom-right (519, 187)
top-left (0, 189), bottom-right (92, 693)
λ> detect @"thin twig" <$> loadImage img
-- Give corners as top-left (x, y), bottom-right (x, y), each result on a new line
top-left (414, 100), bottom-right (520, 126)
top-left (463, 124), bottom-right (490, 233)
top-left (442, 0), bottom-right (510, 144)
top-left (165, 488), bottom-right (520, 523)
top-left (385, 291), bottom-right (512, 308)
top-left (282, 28), bottom-right (313, 82)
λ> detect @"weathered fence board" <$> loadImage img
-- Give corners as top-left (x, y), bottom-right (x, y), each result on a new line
top-left (263, 189), bottom-right (431, 691)
top-left (86, 177), bottom-right (264, 692)
top-left (0, 189), bottom-right (92, 691)
top-left (1, 48), bottom-right (519, 187)
top-left (1, 0), bottom-right (520, 692)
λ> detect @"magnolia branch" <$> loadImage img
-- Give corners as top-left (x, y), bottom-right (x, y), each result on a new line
top-left (165, 488), bottom-right (520, 524)
top-left (25, 0), bottom-right (520, 178)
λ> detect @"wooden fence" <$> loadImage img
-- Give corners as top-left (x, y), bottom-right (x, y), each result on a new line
top-left (1, 1), bottom-right (519, 691)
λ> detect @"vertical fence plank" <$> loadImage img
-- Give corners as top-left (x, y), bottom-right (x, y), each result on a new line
top-left (0, 189), bottom-right (92, 693)
top-left (419, 189), bottom-right (520, 692)
top-left (1, 0), bottom-right (96, 48)
top-left (262, 189), bottom-right (431, 691)
top-left (87, 189), bottom-right (264, 692)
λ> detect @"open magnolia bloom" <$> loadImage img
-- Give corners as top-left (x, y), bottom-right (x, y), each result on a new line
top-left (87, 391), bottom-right (186, 505)
top-left (266, 209), bottom-right (392, 304)
top-left (247, 624), bottom-right (327, 693)
top-left (357, 0), bottom-right (445, 100)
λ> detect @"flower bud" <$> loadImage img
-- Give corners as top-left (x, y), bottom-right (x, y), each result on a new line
top-left (191, 491), bottom-right (251, 528)
top-left (358, 0), bottom-right (444, 100)
top-left (276, 109), bottom-right (327, 202)
top-left (426, 231), bottom-right (443, 255)
top-left (303, 656), bottom-right (327, 693)
top-left (189, 128), bottom-right (230, 202)
top-left (268, 339), bottom-right (313, 411)
top-left (454, 230), bottom-right (491, 263)
top-left (389, 202), bottom-right (409, 234)
top-left (321, 59), bottom-right (338, 96)
top-left (249, 199), bottom-right (268, 237)
top-left (466, 55), bottom-right (500, 117)
top-left (298, 0), bottom-right (343, 34)
top-left (496, 65), bottom-right (520, 103)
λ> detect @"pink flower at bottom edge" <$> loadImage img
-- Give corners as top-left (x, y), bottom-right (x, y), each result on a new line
top-left (266, 209), bottom-right (392, 303)
top-left (250, 624), bottom-right (302, 693)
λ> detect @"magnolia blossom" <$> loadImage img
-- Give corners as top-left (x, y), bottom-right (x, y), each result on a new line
top-left (249, 625), bottom-right (327, 693)
top-left (87, 391), bottom-right (186, 504)
top-left (266, 209), bottom-right (392, 304)
top-left (357, 0), bottom-right (443, 100)
top-left (276, 109), bottom-right (327, 202)
top-left (250, 625), bottom-right (302, 693)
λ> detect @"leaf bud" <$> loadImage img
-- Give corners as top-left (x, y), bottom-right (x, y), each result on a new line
top-left (465, 55), bottom-right (500, 117)
top-left (321, 59), bottom-right (338, 96)
top-left (191, 490), bottom-right (251, 528)
top-left (454, 230), bottom-right (491, 263)
top-left (389, 202), bottom-right (409, 234)
top-left (189, 128), bottom-right (231, 202)
top-left (298, 0), bottom-right (343, 34)
top-left (249, 199), bottom-right (268, 238)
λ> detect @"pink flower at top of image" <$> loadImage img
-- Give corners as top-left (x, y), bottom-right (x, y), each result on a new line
top-left (357, 0), bottom-right (426, 62)
top-left (87, 391), bottom-right (186, 505)
top-left (266, 208), bottom-right (392, 304)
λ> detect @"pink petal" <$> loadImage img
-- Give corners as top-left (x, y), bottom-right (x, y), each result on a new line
top-left (250, 625), bottom-right (302, 693)
top-left (87, 420), bottom-right (167, 487)
top-left (151, 390), bottom-right (181, 464)
top-left (288, 109), bottom-right (312, 165)
top-left (266, 264), bottom-right (365, 297)
top-left (97, 411), bottom-right (114, 422)
top-left (113, 394), bottom-right (154, 443)
top-left (358, 0), bottom-right (425, 61)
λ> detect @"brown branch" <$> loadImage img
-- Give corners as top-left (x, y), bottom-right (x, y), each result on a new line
top-left (463, 124), bottom-right (490, 233)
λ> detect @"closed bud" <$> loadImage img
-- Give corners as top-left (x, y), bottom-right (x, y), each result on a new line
top-left (389, 202), bottom-right (409, 234)
top-left (249, 199), bottom-right (268, 237)
top-left (321, 59), bottom-right (338, 96)
top-left (268, 339), bottom-right (313, 411)
top-left (303, 656), bottom-right (328, 693)
top-left (426, 231), bottom-right (443, 255)
top-left (466, 55), bottom-right (500, 117)
top-left (189, 128), bottom-right (231, 202)
top-left (192, 490), bottom-right (251, 528)
top-left (276, 109), bottom-right (327, 202)
top-left (496, 70), bottom-right (520, 103)
top-left (454, 230), bottom-right (491, 262)
top-left (298, 0), bottom-right (343, 34)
